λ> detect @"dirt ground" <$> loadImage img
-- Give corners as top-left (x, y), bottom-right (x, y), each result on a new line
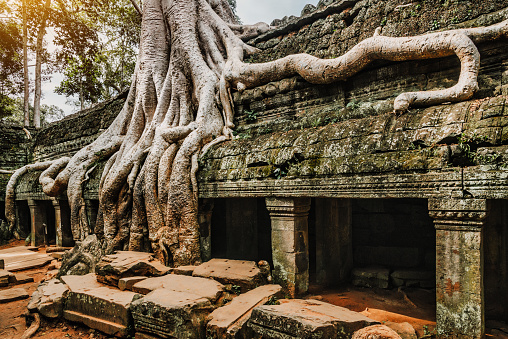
top-left (0, 239), bottom-right (505, 338)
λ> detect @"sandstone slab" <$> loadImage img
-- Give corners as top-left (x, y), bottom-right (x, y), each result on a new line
top-left (119, 276), bottom-right (147, 291)
top-left (50, 252), bottom-right (65, 260)
top-left (27, 278), bottom-right (69, 318)
top-left (0, 287), bottom-right (29, 303)
top-left (173, 265), bottom-right (197, 276)
top-left (14, 273), bottom-right (34, 284)
top-left (95, 251), bottom-right (171, 287)
top-left (64, 310), bottom-right (129, 337)
top-left (0, 258), bottom-right (4, 269)
top-left (62, 274), bottom-right (137, 332)
top-left (248, 299), bottom-right (378, 338)
top-left (0, 269), bottom-right (15, 286)
top-left (0, 246), bottom-right (53, 272)
top-left (131, 289), bottom-right (214, 338)
top-left (207, 284), bottom-right (282, 338)
top-left (132, 274), bottom-right (224, 302)
top-left (193, 259), bottom-right (267, 292)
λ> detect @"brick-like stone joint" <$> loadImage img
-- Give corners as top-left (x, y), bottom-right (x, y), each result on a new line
top-left (265, 197), bottom-right (311, 298)
top-left (428, 198), bottom-right (489, 339)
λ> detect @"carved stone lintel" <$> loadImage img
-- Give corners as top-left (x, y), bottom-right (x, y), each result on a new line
top-left (428, 198), bottom-right (488, 231)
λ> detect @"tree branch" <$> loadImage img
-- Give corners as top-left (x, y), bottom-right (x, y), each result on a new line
top-left (129, 0), bottom-right (142, 17)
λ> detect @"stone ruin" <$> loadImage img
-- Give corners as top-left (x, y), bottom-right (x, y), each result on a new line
top-left (2, 0), bottom-right (508, 337)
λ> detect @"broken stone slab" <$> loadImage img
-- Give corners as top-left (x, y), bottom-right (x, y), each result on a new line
top-left (119, 276), bottom-right (147, 291)
top-left (248, 299), bottom-right (379, 339)
top-left (62, 274), bottom-right (137, 332)
top-left (207, 284), bottom-right (283, 339)
top-left (0, 246), bottom-right (53, 271)
top-left (132, 274), bottom-right (225, 303)
top-left (14, 273), bottom-right (34, 284)
top-left (0, 287), bottom-right (29, 303)
top-left (0, 269), bottom-right (16, 286)
top-left (352, 267), bottom-right (390, 289)
top-left (50, 252), bottom-right (65, 260)
top-left (352, 325), bottom-right (403, 339)
top-left (27, 278), bottom-right (69, 318)
top-left (131, 288), bottom-right (214, 339)
top-left (173, 265), bottom-right (197, 276)
top-left (95, 251), bottom-right (171, 287)
top-left (193, 259), bottom-right (268, 293)
top-left (64, 310), bottom-right (130, 337)
top-left (45, 247), bottom-right (72, 253)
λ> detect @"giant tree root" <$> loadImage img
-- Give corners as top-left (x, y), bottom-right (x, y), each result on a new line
top-left (4, 0), bottom-right (508, 267)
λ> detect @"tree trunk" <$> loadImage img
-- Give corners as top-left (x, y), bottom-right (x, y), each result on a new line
top-left (5, 0), bottom-right (506, 268)
top-left (34, 0), bottom-right (52, 129)
top-left (22, 0), bottom-right (29, 127)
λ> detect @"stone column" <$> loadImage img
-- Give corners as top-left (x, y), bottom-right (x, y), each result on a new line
top-left (198, 199), bottom-right (214, 262)
top-left (266, 197), bottom-right (311, 297)
top-left (51, 199), bottom-right (63, 247)
top-left (428, 198), bottom-right (488, 339)
top-left (315, 198), bottom-right (353, 286)
top-left (27, 199), bottom-right (47, 247)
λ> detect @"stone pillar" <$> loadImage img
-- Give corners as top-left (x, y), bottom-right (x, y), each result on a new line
top-left (198, 199), bottom-right (214, 262)
top-left (51, 199), bottom-right (63, 247)
top-left (27, 199), bottom-right (47, 247)
top-left (266, 197), bottom-right (311, 297)
top-left (315, 198), bottom-right (353, 286)
top-left (428, 198), bottom-right (488, 339)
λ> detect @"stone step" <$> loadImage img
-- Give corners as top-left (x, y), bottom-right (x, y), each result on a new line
top-left (13, 273), bottom-right (34, 284)
top-left (0, 287), bottom-right (29, 303)
top-left (95, 251), bottom-right (171, 287)
top-left (64, 310), bottom-right (129, 337)
top-left (0, 269), bottom-right (16, 286)
top-left (132, 274), bottom-right (224, 303)
top-left (193, 259), bottom-right (268, 293)
top-left (247, 299), bottom-right (379, 339)
top-left (131, 289), bottom-right (214, 339)
top-left (207, 284), bottom-right (283, 339)
top-left (0, 247), bottom-right (53, 272)
top-left (62, 274), bottom-right (137, 330)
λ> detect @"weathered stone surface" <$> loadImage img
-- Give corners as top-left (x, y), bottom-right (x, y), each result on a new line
top-left (0, 288), bottom-right (29, 303)
top-left (207, 284), bottom-right (282, 339)
top-left (384, 322), bottom-right (417, 339)
top-left (131, 289), bottom-right (214, 339)
top-left (132, 274), bottom-right (224, 302)
top-left (64, 310), bottom-right (129, 337)
top-left (0, 246), bottom-right (53, 272)
top-left (0, 269), bottom-right (15, 286)
top-left (352, 267), bottom-right (390, 289)
top-left (193, 259), bottom-right (267, 293)
top-left (391, 270), bottom-right (434, 289)
top-left (51, 252), bottom-right (65, 260)
top-left (27, 278), bottom-right (69, 318)
top-left (95, 251), bottom-right (171, 287)
top-left (173, 265), bottom-right (197, 276)
top-left (352, 325), bottom-right (403, 339)
top-left (0, 258), bottom-right (4, 269)
top-left (248, 299), bottom-right (378, 338)
top-left (118, 276), bottom-right (147, 291)
top-left (13, 273), bottom-right (34, 284)
top-left (62, 274), bottom-right (137, 331)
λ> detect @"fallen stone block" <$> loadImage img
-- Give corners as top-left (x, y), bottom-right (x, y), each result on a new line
top-left (384, 321), bottom-right (417, 339)
top-left (0, 247), bottom-right (53, 271)
top-left (95, 251), bottom-right (171, 287)
top-left (391, 270), bottom-right (434, 288)
top-left (352, 267), bottom-right (390, 289)
top-left (50, 252), bottom-right (65, 260)
top-left (135, 332), bottom-right (160, 339)
top-left (14, 273), bottom-right (34, 284)
top-left (352, 325), bottom-right (402, 339)
top-left (0, 269), bottom-right (15, 286)
top-left (0, 287), bottom-right (29, 303)
top-left (131, 289), bottom-right (214, 338)
top-left (132, 274), bottom-right (224, 302)
top-left (45, 247), bottom-right (72, 253)
top-left (193, 259), bottom-right (267, 292)
top-left (173, 265), bottom-right (197, 276)
top-left (207, 284), bottom-right (282, 339)
top-left (119, 276), bottom-right (147, 291)
top-left (27, 278), bottom-right (69, 318)
top-left (62, 274), bottom-right (137, 333)
top-left (64, 310), bottom-right (129, 337)
top-left (0, 258), bottom-right (4, 269)
top-left (248, 299), bottom-right (378, 339)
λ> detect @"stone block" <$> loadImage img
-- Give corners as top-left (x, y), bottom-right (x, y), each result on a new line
top-left (248, 299), bottom-right (378, 338)
top-left (118, 276), bottom-right (147, 291)
top-left (0, 258), bottom-right (3, 269)
top-left (64, 310), bottom-right (129, 337)
top-left (352, 325), bottom-right (402, 339)
top-left (27, 278), bottom-right (69, 318)
top-left (0, 288), bottom-right (29, 303)
top-left (51, 252), bottom-right (65, 260)
top-left (131, 289), bottom-right (214, 339)
top-left (193, 259), bottom-right (267, 292)
top-left (62, 274), bottom-right (137, 329)
top-left (0, 269), bottom-right (15, 286)
top-left (207, 284), bottom-right (283, 338)
top-left (352, 267), bottom-right (390, 289)
top-left (14, 273), bottom-right (34, 284)
top-left (173, 265), bottom-right (197, 276)
top-left (131, 274), bottom-right (224, 303)
top-left (390, 270), bottom-right (434, 288)
top-left (95, 251), bottom-right (171, 287)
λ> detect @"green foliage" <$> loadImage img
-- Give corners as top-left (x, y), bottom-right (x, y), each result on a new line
top-left (430, 20), bottom-right (441, 31)
top-left (244, 110), bottom-right (258, 122)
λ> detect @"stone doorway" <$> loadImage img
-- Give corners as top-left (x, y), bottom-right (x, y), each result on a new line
top-left (210, 198), bottom-right (272, 265)
top-left (16, 200), bottom-right (31, 239)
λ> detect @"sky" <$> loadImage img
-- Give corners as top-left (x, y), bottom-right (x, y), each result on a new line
top-left (41, 0), bottom-right (319, 116)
